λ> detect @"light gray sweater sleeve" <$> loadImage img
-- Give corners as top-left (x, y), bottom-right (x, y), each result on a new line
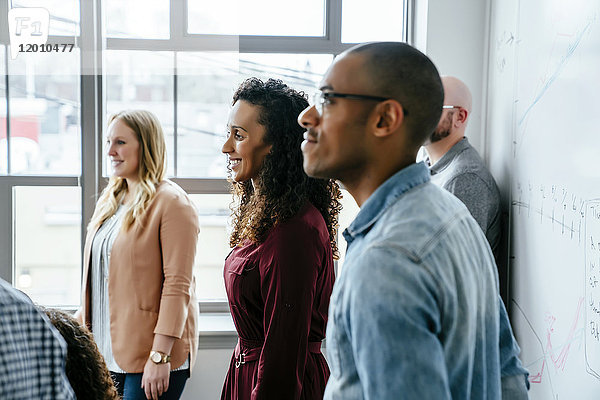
top-left (444, 172), bottom-right (492, 233)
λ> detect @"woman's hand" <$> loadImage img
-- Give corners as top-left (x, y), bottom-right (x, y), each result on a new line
top-left (141, 358), bottom-right (170, 400)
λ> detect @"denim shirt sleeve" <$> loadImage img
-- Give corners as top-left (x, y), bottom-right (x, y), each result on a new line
top-left (344, 244), bottom-right (452, 399)
top-left (499, 298), bottom-right (530, 392)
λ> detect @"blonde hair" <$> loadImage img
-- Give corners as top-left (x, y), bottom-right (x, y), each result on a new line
top-left (88, 110), bottom-right (167, 231)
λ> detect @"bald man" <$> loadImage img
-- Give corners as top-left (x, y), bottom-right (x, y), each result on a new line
top-left (425, 76), bottom-right (501, 256)
top-left (425, 77), bottom-right (529, 399)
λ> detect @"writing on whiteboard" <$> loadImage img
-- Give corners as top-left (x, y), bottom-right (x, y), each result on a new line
top-left (585, 200), bottom-right (600, 379)
top-left (512, 182), bottom-right (585, 243)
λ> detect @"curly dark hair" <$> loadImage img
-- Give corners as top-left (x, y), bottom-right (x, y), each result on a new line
top-left (228, 78), bottom-right (342, 259)
top-left (42, 308), bottom-right (120, 400)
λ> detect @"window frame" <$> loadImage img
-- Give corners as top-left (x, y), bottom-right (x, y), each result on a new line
top-left (0, 0), bottom-right (411, 315)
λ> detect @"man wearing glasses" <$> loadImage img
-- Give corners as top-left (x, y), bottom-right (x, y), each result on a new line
top-left (298, 42), bottom-right (526, 399)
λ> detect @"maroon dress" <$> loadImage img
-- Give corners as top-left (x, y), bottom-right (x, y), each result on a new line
top-left (221, 203), bottom-right (335, 400)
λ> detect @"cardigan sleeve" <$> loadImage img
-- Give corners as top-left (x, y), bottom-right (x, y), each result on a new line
top-left (154, 191), bottom-right (200, 338)
top-left (251, 221), bottom-right (324, 400)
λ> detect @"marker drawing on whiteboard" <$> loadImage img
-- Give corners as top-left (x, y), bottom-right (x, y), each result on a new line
top-left (514, 298), bottom-right (584, 389)
top-left (584, 201), bottom-right (600, 379)
top-left (515, 16), bottom-right (596, 155)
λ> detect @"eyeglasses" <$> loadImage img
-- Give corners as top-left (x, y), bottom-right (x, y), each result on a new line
top-left (311, 91), bottom-right (396, 115)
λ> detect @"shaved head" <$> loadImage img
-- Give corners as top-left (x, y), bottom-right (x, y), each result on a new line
top-left (345, 42), bottom-right (444, 149)
top-left (427, 76), bottom-right (472, 147)
top-left (441, 76), bottom-right (472, 112)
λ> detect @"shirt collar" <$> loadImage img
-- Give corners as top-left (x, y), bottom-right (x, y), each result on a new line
top-left (429, 136), bottom-right (469, 174)
top-left (343, 162), bottom-right (430, 244)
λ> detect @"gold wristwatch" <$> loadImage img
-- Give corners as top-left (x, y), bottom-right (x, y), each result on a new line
top-left (149, 350), bottom-right (171, 364)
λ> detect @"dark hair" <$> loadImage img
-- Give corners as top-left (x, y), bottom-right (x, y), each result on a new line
top-left (42, 308), bottom-right (119, 400)
top-left (348, 42), bottom-right (444, 149)
top-left (228, 78), bottom-right (342, 258)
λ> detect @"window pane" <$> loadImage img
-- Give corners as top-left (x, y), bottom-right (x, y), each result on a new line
top-left (12, 0), bottom-right (80, 36)
top-left (189, 194), bottom-right (232, 301)
top-left (187, 0), bottom-right (325, 36)
top-left (337, 189), bottom-right (359, 273)
top-left (176, 52), bottom-right (237, 178)
top-left (104, 50), bottom-right (174, 176)
top-left (238, 53), bottom-right (333, 93)
top-left (342, 0), bottom-right (404, 43)
top-left (14, 186), bottom-right (81, 306)
top-left (105, 0), bottom-right (169, 39)
top-left (0, 45), bottom-right (6, 175)
top-left (8, 50), bottom-right (81, 175)
top-left (176, 52), bottom-right (332, 178)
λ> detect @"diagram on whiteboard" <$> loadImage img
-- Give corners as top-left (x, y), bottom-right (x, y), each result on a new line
top-left (491, 0), bottom-right (600, 398)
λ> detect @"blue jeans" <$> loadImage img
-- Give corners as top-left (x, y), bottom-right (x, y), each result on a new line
top-left (111, 369), bottom-right (189, 400)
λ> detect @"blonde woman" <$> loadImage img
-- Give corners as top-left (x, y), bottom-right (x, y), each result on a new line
top-left (75, 110), bottom-right (199, 400)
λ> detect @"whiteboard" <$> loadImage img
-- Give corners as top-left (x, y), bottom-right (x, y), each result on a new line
top-left (487, 0), bottom-right (600, 398)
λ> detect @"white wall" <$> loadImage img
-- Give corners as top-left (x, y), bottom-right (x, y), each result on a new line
top-left (181, 348), bottom-right (232, 400)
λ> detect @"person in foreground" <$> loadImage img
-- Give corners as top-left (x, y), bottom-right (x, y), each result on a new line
top-left (0, 278), bottom-right (75, 399)
top-left (44, 308), bottom-right (119, 400)
top-left (425, 76), bottom-right (529, 398)
top-left (76, 110), bottom-right (199, 400)
top-left (298, 41), bottom-right (526, 399)
top-left (221, 78), bottom-right (342, 400)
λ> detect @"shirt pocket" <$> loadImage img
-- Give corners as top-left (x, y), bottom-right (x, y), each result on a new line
top-left (228, 256), bottom-right (249, 275)
top-left (224, 256), bottom-right (253, 311)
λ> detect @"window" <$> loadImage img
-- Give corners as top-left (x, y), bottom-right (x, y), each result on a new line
top-left (12, 0), bottom-right (80, 36)
top-left (104, 50), bottom-right (175, 175)
top-left (1, 1), bottom-right (82, 306)
top-left (189, 194), bottom-right (231, 300)
top-left (1, 45), bottom-right (6, 175)
top-left (7, 50), bottom-right (80, 175)
top-left (105, 0), bottom-right (169, 39)
top-left (14, 186), bottom-right (81, 305)
top-left (1, 0), bottom-right (408, 308)
top-left (187, 0), bottom-right (326, 36)
top-left (342, 0), bottom-right (406, 43)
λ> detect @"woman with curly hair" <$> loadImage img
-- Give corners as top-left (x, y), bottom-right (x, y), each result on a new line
top-left (43, 308), bottom-right (120, 400)
top-left (220, 78), bottom-right (342, 400)
top-left (75, 110), bottom-right (199, 400)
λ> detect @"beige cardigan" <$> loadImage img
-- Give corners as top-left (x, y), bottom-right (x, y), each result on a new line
top-left (81, 180), bottom-right (199, 373)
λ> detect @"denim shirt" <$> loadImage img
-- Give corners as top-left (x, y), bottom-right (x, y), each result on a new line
top-left (324, 162), bottom-right (526, 400)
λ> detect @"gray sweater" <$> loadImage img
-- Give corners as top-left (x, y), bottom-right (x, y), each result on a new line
top-left (428, 137), bottom-right (501, 257)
